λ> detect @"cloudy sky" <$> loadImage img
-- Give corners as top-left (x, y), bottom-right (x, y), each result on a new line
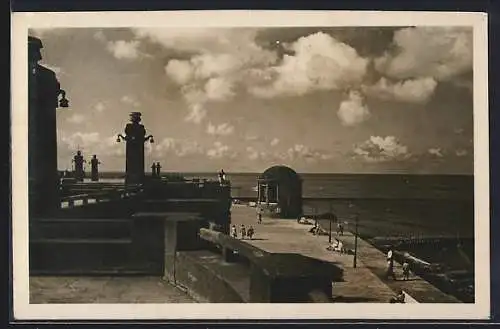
top-left (31, 26), bottom-right (474, 174)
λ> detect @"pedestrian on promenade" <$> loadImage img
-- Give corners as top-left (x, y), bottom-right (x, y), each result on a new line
top-left (402, 261), bottom-right (410, 280)
top-left (231, 224), bottom-right (237, 239)
top-left (240, 224), bottom-right (246, 239)
top-left (336, 239), bottom-right (344, 253)
top-left (337, 222), bottom-right (344, 236)
top-left (247, 226), bottom-right (255, 240)
top-left (257, 207), bottom-right (262, 224)
top-left (389, 290), bottom-right (405, 303)
top-left (218, 169), bottom-right (226, 185)
top-left (386, 247), bottom-right (397, 280)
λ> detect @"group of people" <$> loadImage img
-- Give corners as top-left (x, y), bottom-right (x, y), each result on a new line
top-left (151, 162), bottom-right (162, 177)
top-left (327, 238), bottom-right (345, 253)
top-left (386, 247), bottom-right (411, 281)
top-left (231, 224), bottom-right (255, 240)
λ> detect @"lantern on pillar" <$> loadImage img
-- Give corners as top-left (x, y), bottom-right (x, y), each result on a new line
top-left (117, 112), bottom-right (154, 185)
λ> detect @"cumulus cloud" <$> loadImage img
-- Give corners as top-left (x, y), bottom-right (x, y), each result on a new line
top-left (337, 90), bottom-right (370, 126)
top-left (165, 59), bottom-right (194, 85)
top-left (151, 28), bottom-right (277, 123)
top-left (283, 144), bottom-right (333, 162)
top-left (94, 102), bottom-right (105, 113)
top-left (120, 95), bottom-right (141, 107)
top-left (375, 27), bottom-right (472, 81)
top-left (184, 104), bottom-right (206, 124)
top-left (204, 77), bottom-right (235, 101)
top-left (428, 148), bottom-right (444, 157)
top-left (150, 30), bottom-right (371, 123)
top-left (206, 122), bottom-right (234, 136)
top-left (103, 135), bottom-right (126, 156)
top-left (66, 113), bottom-right (85, 124)
top-left (246, 146), bottom-right (267, 161)
top-left (134, 28), bottom-right (267, 55)
top-left (353, 136), bottom-right (410, 162)
top-left (106, 40), bottom-right (141, 60)
top-left (58, 131), bottom-right (125, 159)
top-left (362, 77), bottom-right (438, 103)
top-left (206, 141), bottom-right (236, 159)
top-left (93, 30), bottom-right (106, 42)
top-left (250, 32), bottom-right (369, 98)
top-left (270, 138), bottom-right (280, 146)
top-left (60, 131), bottom-right (100, 149)
top-left (155, 137), bottom-right (204, 157)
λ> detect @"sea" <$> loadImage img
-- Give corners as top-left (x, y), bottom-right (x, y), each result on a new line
top-left (98, 171), bottom-right (474, 240)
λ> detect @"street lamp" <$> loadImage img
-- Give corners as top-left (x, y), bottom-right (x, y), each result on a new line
top-left (328, 203), bottom-right (333, 244)
top-left (353, 214), bottom-right (359, 268)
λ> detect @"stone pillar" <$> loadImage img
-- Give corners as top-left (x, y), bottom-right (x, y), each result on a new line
top-left (73, 150), bottom-right (85, 182)
top-left (90, 155), bottom-right (100, 181)
top-left (28, 36), bottom-right (69, 217)
top-left (265, 184), bottom-right (269, 204)
top-left (117, 112), bottom-right (154, 185)
top-left (257, 181), bottom-right (261, 204)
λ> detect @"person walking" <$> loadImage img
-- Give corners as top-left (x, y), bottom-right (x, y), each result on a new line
top-left (257, 207), bottom-right (263, 224)
top-left (386, 247), bottom-right (397, 280)
top-left (402, 261), bottom-right (410, 281)
top-left (230, 224), bottom-right (237, 239)
top-left (337, 222), bottom-right (344, 236)
top-left (240, 224), bottom-right (246, 240)
top-left (218, 169), bottom-right (226, 185)
top-left (247, 226), bottom-right (255, 240)
top-left (389, 290), bottom-right (405, 303)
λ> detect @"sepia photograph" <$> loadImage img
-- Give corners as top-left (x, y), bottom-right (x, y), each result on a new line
top-left (11, 10), bottom-right (489, 320)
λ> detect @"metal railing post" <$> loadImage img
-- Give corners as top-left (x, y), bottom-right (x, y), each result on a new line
top-left (353, 214), bottom-right (359, 268)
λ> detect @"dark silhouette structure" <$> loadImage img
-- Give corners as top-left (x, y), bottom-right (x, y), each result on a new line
top-left (28, 35), bottom-right (69, 217)
top-left (156, 162), bottom-right (162, 178)
top-left (151, 162), bottom-right (158, 178)
top-left (257, 165), bottom-right (303, 218)
top-left (72, 150), bottom-right (85, 182)
top-left (90, 155), bottom-right (101, 181)
top-left (117, 112), bottom-right (154, 185)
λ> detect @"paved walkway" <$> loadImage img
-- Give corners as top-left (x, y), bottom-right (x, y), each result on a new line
top-left (30, 276), bottom-right (196, 303)
top-left (230, 205), bottom-right (458, 303)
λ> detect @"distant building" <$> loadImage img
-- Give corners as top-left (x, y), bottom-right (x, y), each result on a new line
top-left (257, 165), bottom-right (302, 218)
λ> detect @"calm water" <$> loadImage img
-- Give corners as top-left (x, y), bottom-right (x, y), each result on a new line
top-left (204, 172), bottom-right (474, 239)
top-left (97, 172), bottom-right (474, 239)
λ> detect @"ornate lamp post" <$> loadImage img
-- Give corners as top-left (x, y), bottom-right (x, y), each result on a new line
top-left (116, 112), bottom-right (154, 185)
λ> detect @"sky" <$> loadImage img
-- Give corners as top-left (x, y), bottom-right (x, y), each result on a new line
top-left (30, 26), bottom-right (474, 174)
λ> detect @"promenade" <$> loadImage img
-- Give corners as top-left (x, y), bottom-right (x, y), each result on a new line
top-left (30, 276), bottom-right (195, 303)
top-left (230, 204), bottom-right (460, 303)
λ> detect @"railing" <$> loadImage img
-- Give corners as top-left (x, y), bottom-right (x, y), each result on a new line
top-left (60, 186), bottom-right (142, 208)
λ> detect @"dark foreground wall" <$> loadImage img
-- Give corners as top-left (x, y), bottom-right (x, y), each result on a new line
top-left (170, 250), bottom-right (248, 303)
